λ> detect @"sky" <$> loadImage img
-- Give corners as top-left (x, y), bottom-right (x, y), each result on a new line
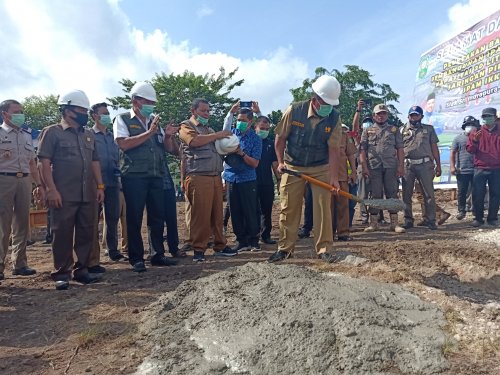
top-left (0, 0), bottom-right (499, 120)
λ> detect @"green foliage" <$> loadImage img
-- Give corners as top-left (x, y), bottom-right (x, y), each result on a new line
top-left (22, 94), bottom-right (60, 129)
top-left (107, 67), bottom-right (243, 131)
top-left (289, 66), bottom-right (402, 126)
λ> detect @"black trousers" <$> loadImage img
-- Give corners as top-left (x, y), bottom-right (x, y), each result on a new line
top-left (228, 180), bottom-right (259, 245)
top-left (302, 182), bottom-right (313, 232)
top-left (122, 176), bottom-right (165, 264)
top-left (472, 168), bottom-right (500, 223)
top-left (149, 186), bottom-right (179, 255)
top-left (456, 173), bottom-right (473, 214)
top-left (257, 184), bottom-right (275, 240)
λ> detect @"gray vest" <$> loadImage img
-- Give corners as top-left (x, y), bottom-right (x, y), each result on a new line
top-left (284, 100), bottom-right (339, 167)
top-left (118, 113), bottom-right (165, 178)
top-left (180, 120), bottom-right (223, 176)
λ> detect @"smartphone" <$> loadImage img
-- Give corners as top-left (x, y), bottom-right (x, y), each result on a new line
top-left (240, 101), bottom-right (252, 108)
top-left (363, 98), bottom-right (372, 107)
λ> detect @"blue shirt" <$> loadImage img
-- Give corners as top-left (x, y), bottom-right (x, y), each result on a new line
top-left (451, 132), bottom-right (474, 174)
top-left (223, 127), bottom-right (262, 183)
top-left (92, 126), bottom-right (120, 187)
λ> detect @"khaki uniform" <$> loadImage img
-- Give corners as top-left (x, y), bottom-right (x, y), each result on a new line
top-left (37, 124), bottom-right (99, 281)
top-left (276, 101), bottom-right (342, 255)
top-left (400, 123), bottom-right (439, 224)
top-left (360, 123), bottom-right (403, 214)
top-left (332, 131), bottom-right (356, 236)
top-left (0, 123), bottom-right (35, 273)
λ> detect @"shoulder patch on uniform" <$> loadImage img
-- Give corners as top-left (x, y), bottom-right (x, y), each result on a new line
top-left (129, 124), bottom-right (142, 129)
top-left (291, 120), bottom-right (304, 128)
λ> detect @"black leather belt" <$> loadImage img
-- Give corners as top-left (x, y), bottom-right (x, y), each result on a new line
top-left (0, 172), bottom-right (29, 177)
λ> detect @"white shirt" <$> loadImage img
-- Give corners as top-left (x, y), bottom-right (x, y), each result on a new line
top-left (113, 108), bottom-right (165, 139)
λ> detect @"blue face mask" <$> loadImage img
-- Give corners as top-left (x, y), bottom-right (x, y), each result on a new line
top-left (140, 104), bottom-right (155, 118)
top-left (236, 121), bottom-right (249, 132)
top-left (196, 115), bottom-right (209, 125)
top-left (316, 103), bottom-right (333, 117)
top-left (99, 114), bottom-right (111, 126)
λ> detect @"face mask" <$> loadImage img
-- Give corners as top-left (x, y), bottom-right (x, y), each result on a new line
top-left (196, 115), bottom-right (209, 125)
top-left (10, 113), bottom-right (25, 126)
top-left (362, 122), bottom-right (372, 129)
top-left (481, 117), bottom-right (495, 126)
top-left (99, 114), bottom-right (111, 126)
top-left (464, 126), bottom-right (473, 134)
top-left (236, 121), bottom-right (249, 132)
top-left (257, 129), bottom-right (269, 139)
top-left (140, 104), bottom-right (155, 118)
top-left (409, 120), bottom-right (421, 126)
top-left (70, 109), bottom-right (88, 127)
top-left (317, 104), bottom-right (333, 117)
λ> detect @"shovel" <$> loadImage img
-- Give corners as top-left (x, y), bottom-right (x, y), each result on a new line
top-left (282, 168), bottom-right (406, 212)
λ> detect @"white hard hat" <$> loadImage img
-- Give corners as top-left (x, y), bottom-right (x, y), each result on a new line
top-left (57, 89), bottom-right (90, 110)
top-left (215, 134), bottom-right (240, 155)
top-left (311, 75), bottom-right (341, 106)
top-left (130, 81), bottom-right (157, 102)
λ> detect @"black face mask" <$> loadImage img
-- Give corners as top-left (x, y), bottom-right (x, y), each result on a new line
top-left (409, 120), bottom-right (421, 126)
top-left (70, 109), bottom-right (89, 128)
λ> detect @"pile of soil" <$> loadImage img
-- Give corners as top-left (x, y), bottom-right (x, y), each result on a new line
top-left (137, 263), bottom-right (448, 375)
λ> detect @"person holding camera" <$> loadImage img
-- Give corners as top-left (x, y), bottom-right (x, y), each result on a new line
top-left (113, 82), bottom-right (178, 272)
top-left (90, 102), bottom-right (126, 268)
top-left (222, 101), bottom-right (263, 252)
top-left (450, 116), bottom-right (479, 220)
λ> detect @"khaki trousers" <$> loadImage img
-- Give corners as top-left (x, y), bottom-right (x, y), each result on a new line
top-left (331, 181), bottom-right (350, 236)
top-left (279, 164), bottom-right (333, 254)
top-left (184, 175), bottom-right (226, 252)
top-left (184, 195), bottom-right (191, 245)
top-left (0, 175), bottom-right (31, 273)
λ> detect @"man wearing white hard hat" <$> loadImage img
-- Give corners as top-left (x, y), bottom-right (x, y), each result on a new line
top-left (38, 90), bottom-right (105, 288)
top-left (270, 75), bottom-right (343, 263)
top-left (113, 81), bottom-right (179, 272)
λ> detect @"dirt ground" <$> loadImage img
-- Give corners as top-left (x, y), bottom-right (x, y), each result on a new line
top-left (0, 190), bottom-right (499, 375)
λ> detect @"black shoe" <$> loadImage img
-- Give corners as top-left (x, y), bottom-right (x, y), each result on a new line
top-left (268, 250), bottom-right (291, 263)
top-left (214, 246), bottom-right (238, 257)
top-left (456, 212), bottom-right (466, 220)
top-left (487, 220), bottom-right (498, 227)
top-left (55, 280), bottom-right (70, 290)
top-left (88, 265), bottom-right (106, 274)
top-left (73, 273), bottom-right (101, 284)
top-left (231, 242), bottom-right (250, 252)
top-left (12, 266), bottom-right (36, 276)
top-left (193, 251), bottom-right (205, 262)
top-left (401, 221), bottom-right (413, 229)
top-left (132, 261), bottom-right (147, 272)
top-left (318, 252), bottom-right (336, 263)
top-left (150, 256), bottom-right (177, 266)
top-left (261, 238), bottom-right (277, 245)
top-left (42, 238), bottom-right (53, 244)
top-left (427, 222), bottom-right (438, 230)
top-left (297, 229), bottom-right (310, 239)
top-left (26, 240), bottom-right (36, 246)
top-left (471, 219), bottom-right (484, 227)
top-left (109, 252), bottom-right (128, 261)
top-left (337, 235), bottom-right (353, 242)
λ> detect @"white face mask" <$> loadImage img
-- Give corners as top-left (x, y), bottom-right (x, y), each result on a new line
top-left (464, 126), bottom-right (473, 134)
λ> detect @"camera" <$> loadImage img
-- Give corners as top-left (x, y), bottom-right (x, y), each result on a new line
top-left (240, 101), bottom-right (252, 108)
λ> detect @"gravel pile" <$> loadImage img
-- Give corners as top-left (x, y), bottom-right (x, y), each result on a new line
top-left (470, 228), bottom-right (500, 246)
top-left (136, 263), bottom-right (449, 375)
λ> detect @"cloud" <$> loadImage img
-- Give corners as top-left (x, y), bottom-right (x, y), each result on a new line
top-left (196, 5), bottom-right (214, 19)
top-left (0, 0), bottom-right (307, 116)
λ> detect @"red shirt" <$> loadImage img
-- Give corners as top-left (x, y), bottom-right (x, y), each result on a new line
top-left (466, 123), bottom-right (500, 169)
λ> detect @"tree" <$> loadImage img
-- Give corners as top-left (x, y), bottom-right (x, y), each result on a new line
top-left (289, 66), bottom-right (402, 126)
top-left (107, 68), bottom-right (244, 181)
top-left (22, 95), bottom-right (60, 130)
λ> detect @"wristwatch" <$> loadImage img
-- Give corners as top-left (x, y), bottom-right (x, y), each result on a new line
top-left (97, 184), bottom-right (105, 190)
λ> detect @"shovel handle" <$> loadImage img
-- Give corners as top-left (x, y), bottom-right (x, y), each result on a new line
top-left (282, 168), bottom-right (363, 203)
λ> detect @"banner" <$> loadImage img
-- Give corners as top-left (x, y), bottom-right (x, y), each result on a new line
top-left (413, 9), bottom-right (500, 186)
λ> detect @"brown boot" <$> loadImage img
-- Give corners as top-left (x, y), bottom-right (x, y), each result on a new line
top-left (390, 213), bottom-right (406, 233)
top-left (364, 215), bottom-right (379, 232)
